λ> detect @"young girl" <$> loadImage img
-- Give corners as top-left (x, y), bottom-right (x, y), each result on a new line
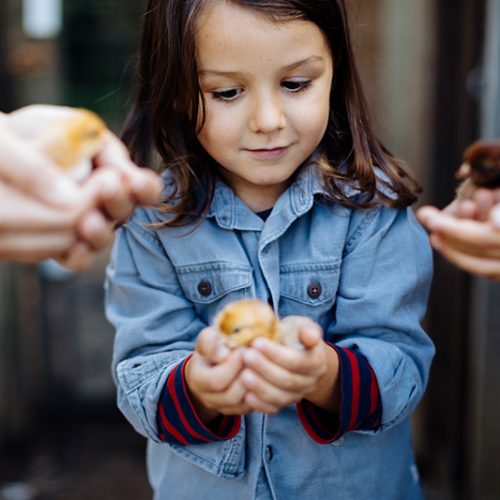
top-left (106, 1), bottom-right (435, 498)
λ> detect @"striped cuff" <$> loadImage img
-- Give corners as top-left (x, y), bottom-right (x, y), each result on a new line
top-left (156, 355), bottom-right (241, 445)
top-left (297, 345), bottom-right (382, 444)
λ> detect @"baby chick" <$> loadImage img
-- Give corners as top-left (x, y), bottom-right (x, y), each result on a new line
top-left (9, 105), bottom-right (107, 182)
top-left (456, 139), bottom-right (500, 199)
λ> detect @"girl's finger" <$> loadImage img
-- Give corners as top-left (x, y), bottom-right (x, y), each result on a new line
top-left (217, 405), bottom-right (252, 416)
top-left (195, 327), bottom-right (230, 364)
top-left (191, 349), bottom-right (243, 394)
top-left (205, 377), bottom-right (247, 410)
top-left (244, 392), bottom-right (281, 415)
top-left (240, 368), bottom-right (301, 408)
top-left (242, 348), bottom-right (314, 392)
top-left (251, 337), bottom-right (322, 375)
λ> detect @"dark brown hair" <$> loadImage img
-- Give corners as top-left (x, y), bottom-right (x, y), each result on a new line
top-left (122, 0), bottom-right (421, 226)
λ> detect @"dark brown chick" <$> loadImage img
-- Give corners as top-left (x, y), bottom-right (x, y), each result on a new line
top-left (456, 139), bottom-right (500, 199)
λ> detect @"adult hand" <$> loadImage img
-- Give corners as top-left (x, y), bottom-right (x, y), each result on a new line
top-left (0, 106), bottom-right (162, 270)
top-left (417, 189), bottom-right (500, 280)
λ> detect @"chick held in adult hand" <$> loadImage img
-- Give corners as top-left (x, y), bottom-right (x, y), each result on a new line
top-left (9, 106), bottom-right (107, 182)
top-left (456, 139), bottom-right (500, 199)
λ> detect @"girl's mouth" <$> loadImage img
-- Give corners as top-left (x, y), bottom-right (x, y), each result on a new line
top-left (246, 146), bottom-right (289, 160)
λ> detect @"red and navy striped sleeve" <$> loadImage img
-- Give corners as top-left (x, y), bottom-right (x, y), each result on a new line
top-left (156, 355), bottom-right (241, 445)
top-left (297, 344), bottom-right (382, 444)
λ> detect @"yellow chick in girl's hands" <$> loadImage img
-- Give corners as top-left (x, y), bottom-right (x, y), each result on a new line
top-left (214, 298), bottom-right (303, 349)
top-left (8, 105), bottom-right (107, 182)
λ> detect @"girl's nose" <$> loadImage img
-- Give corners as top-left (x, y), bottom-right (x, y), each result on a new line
top-left (249, 93), bottom-right (286, 133)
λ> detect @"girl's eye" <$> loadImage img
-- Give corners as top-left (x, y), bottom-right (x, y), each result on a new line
top-left (211, 88), bottom-right (241, 101)
top-left (282, 80), bottom-right (312, 93)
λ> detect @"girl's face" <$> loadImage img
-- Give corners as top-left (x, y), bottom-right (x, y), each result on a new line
top-left (196, 2), bottom-right (333, 211)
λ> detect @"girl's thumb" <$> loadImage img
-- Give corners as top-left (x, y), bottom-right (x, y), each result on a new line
top-left (299, 325), bottom-right (322, 349)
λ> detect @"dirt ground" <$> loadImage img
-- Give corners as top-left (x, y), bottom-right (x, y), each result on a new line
top-left (0, 417), bottom-right (151, 500)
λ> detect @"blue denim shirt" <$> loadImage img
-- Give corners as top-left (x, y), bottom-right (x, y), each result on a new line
top-left (106, 163), bottom-right (434, 500)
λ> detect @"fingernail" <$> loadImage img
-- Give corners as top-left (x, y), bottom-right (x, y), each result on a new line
top-left (243, 350), bottom-right (257, 364)
top-left (216, 344), bottom-right (229, 360)
top-left (492, 206), bottom-right (500, 228)
top-left (242, 371), bottom-right (255, 384)
top-left (52, 178), bottom-right (79, 205)
top-left (101, 175), bottom-right (121, 197)
top-left (252, 338), bottom-right (266, 349)
top-left (131, 175), bottom-right (148, 192)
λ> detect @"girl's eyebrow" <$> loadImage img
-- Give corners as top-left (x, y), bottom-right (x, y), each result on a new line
top-left (198, 56), bottom-right (325, 77)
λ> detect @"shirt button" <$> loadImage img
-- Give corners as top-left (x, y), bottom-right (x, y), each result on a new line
top-left (265, 445), bottom-right (273, 462)
top-left (307, 283), bottom-right (322, 299)
top-left (197, 280), bottom-right (212, 296)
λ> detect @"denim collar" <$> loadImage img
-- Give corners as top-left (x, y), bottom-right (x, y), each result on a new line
top-left (206, 159), bottom-right (361, 231)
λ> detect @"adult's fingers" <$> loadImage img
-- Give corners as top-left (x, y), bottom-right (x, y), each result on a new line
top-left (77, 209), bottom-right (114, 251)
top-left (472, 189), bottom-right (497, 221)
top-left (491, 204), bottom-right (500, 227)
top-left (0, 182), bottom-right (83, 232)
top-left (0, 232), bottom-right (76, 262)
top-left (89, 169), bottom-right (135, 223)
top-left (428, 219), bottom-right (500, 259)
top-left (0, 122), bottom-right (79, 207)
top-left (416, 206), bottom-right (442, 230)
top-left (430, 234), bottom-right (500, 280)
top-left (454, 200), bottom-right (477, 219)
top-left (129, 168), bottom-right (163, 206)
top-left (94, 133), bottom-right (163, 206)
top-left (55, 242), bottom-right (93, 272)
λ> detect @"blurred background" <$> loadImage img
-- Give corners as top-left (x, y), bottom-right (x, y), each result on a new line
top-left (0, 0), bottom-right (498, 499)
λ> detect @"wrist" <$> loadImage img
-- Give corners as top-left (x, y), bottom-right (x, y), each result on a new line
top-left (184, 356), bottom-right (221, 424)
top-left (304, 343), bottom-right (340, 413)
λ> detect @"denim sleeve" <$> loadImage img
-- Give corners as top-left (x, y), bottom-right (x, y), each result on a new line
top-left (326, 205), bottom-right (435, 432)
top-left (105, 211), bottom-right (207, 442)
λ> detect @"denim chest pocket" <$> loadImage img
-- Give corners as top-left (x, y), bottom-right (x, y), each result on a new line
top-left (176, 262), bottom-right (253, 322)
top-left (278, 261), bottom-right (341, 322)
